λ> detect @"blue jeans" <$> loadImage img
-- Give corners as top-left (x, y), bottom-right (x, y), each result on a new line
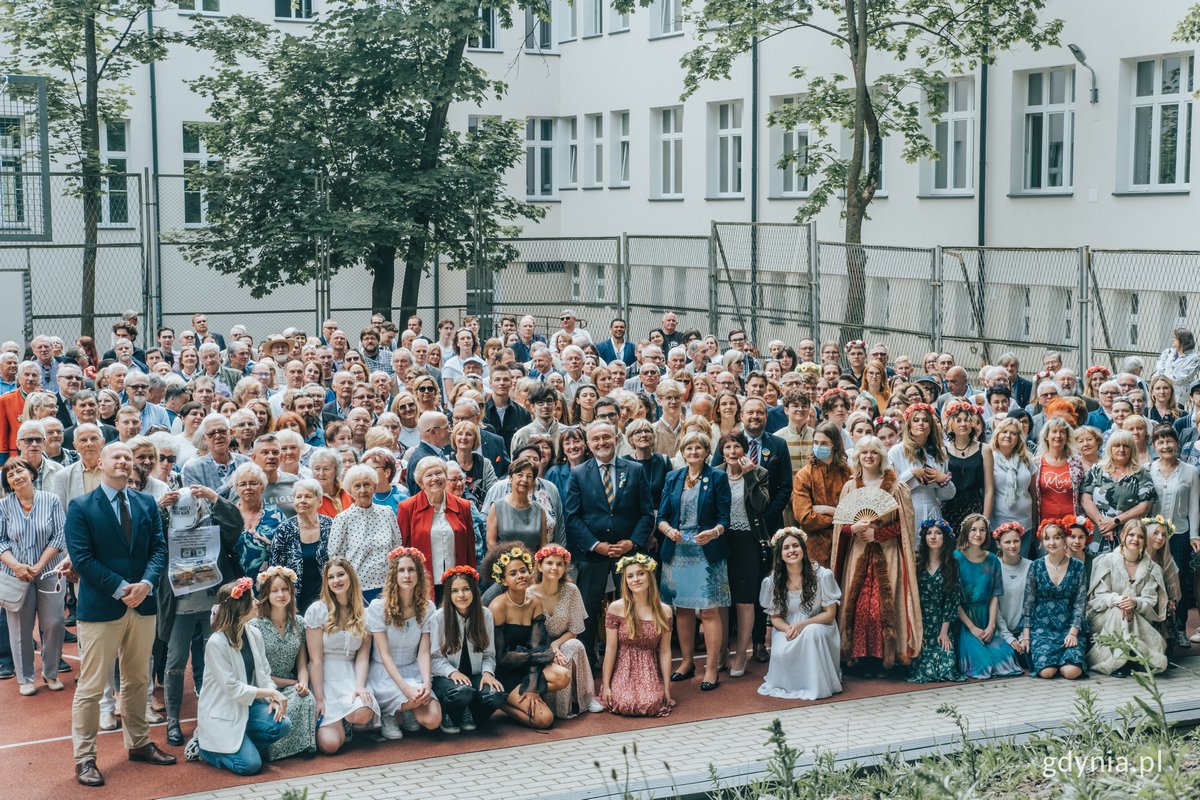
top-left (199, 700), bottom-right (292, 775)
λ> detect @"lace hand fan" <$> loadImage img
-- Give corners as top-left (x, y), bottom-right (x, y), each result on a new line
top-left (832, 486), bottom-right (899, 526)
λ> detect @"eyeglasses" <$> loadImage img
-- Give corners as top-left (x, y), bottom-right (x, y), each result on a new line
top-left (534, 398), bottom-right (555, 406)
top-left (127, 384), bottom-right (148, 390)
top-left (416, 386), bottom-right (437, 393)
top-left (236, 481), bottom-right (263, 489)
top-left (206, 429), bottom-right (229, 437)
top-left (19, 437), bottom-right (44, 445)
top-left (159, 454), bottom-right (177, 464)
top-left (596, 413), bottom-right (618, 422)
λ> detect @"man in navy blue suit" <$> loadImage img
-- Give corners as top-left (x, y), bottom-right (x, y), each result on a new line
top-left (565, 422), bottom-right (654, 666)
top-left (65, 442), bottom-right (174, 787)
top-left (596, 317), bottom-right (636, 366)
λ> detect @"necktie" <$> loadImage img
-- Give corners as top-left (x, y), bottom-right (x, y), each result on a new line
top-left (748, 438), bottom-right (760, 465)
top-left (600, 463), bottom-right (615, 506)
top-left (116, 489), bottom-right (132, 547)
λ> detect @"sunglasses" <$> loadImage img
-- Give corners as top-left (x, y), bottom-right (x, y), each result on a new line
top-left (416, 386), bottom-right (437, 393)
top-left (159, 454), bottom-right (177, 464)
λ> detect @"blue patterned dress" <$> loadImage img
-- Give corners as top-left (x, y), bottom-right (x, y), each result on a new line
top-left (661, 485), bottom-right (731, 610)
top-left (954, 550), bottom-right (1023, 679)
top-left (235, 502), bottom-right (288, 583)
top-left (1021, 557), bottom-right (1087, 673)
top-left (908, 565), bottom-right (967, 684)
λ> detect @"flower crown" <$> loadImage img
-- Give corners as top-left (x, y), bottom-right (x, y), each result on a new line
top-left (230, 576), bottom-right (254, 599)
top-left (819, 387), bottom-right (849, 407)
top-left (534, 544), bottom-right (572, 564)
top-left (993, 521), bottom-right (1025, 541)
top-left (903, 402), bottom-right (936, 421)
top-left (615, 553), bottom-right (657, 574)
top-left (770, 527), bottom-right (808, 548)
top-left (1035, 518), bottom-right (1067, 539)
top-left (873, 415), bottom-right (899, 430)
top-left (1085, 365), bottom-right (1111, 378)
top-left (388, 546), bottom-right (427, 565)
top-left (1140, 514), bottom-right (1177, 537)
top-left (256, 565), bottom-right (297, 587)
top-left (844, 339), bottom-right (866, 352)
top-left (943, 401), bottom-right (983, 419)
top-left (492, 546), bottom-right (534, 583)
top-left (1053, 515), bottom-right (1095, 544)
top-left (441, 564), bottom-right (479, 584)
top-left (920, 518), bottom-right (954, 540)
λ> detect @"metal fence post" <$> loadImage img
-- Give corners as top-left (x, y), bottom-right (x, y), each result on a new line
top-left (806, 222), bottom-right (820, 345)
top-left (708, 221), bottom-right (718, 335)
top-left (1077, 245), bottom-right (1090, 369)
top-left (22, 249), bottom-right (33, 344)
top-left (931, 245), bottom-right (943, 353)
top-left (140, 170), bottom-right (155, 341)
top-left (619, 233), bottom-right (630, 320)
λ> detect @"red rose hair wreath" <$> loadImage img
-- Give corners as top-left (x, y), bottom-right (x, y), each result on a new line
top-left (943, 401), bottom-right (984, 419)
top-left (440, 564), bottom-right (480, 584)
top-left (534, 544), bottom-right (572, 564)
top-left (387, 546), bottom-right (427, 565)
top-left (992, 521), bottom-right (1025, 541)
top-left (903, 402), bottom-right (936, 421)
top-left (230, 576), bottom-right (254, 599)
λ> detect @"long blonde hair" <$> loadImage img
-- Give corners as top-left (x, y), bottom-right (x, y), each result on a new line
top-left (901, 406), bottom-right (946, 464)
top-left (382, 554), bottom-right (431, 628)
top-left (619, 563), bottom-right (670, 640)
top-left (319, 557), bottom-right (368, 639)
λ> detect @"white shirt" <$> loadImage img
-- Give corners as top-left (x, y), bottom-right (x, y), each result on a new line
top-left (429, 503), bottom-right (456, 584)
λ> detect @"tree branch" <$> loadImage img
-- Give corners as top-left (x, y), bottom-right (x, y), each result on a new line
top-left (96, 10), bottom-right (142, 83)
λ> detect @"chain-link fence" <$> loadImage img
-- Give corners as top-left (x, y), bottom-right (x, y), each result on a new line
top-left (624, 234), bottom-right (711, 338)
top-left (712, 222), bottom-right (815, 349)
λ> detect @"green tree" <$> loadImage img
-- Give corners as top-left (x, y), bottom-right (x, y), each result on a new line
top-left (183, 1), bottom-right (543, 318)
top-left (0, 0), bottom-right (170, 338)
top-left (676, 0), bottom-right (1061, 338)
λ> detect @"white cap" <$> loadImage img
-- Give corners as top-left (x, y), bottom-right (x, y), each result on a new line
top-left (169, 488), bottom-right (199, 530)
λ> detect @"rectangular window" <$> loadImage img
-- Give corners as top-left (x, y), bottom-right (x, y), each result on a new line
top-left (781, 119), bottom-right (810, 195)
top-left (1023, 67), bottom-right (1075, 191)
top-left (611, 10), bottom-right (631, 32)
top-left (584, 0), bottom-right (603, 36)
top-left (714, 101), bottom-right (743, 195)
top-left (178, 0), bottom-right (220, 11)
top-left (0, 116), bottom-right (25, 228)
top-left (562, 117), bottom-right (578, 188)
top-left (656, 107), bottom-right (683, 197)
top-left (467, 115), bottom-right (498, 134)
top-left (183, 123), bottom-right (219, 226)
top-left (613, 110), bottom-right (630, 186)
top-left (525, 3), bottom-right (553, 51)
top-left (1130, 54), bottom-right (1193, 189)
top-left (559, 0), bottom-right (577, 42)
top-left (931, 77), bottom-right (974, 193)
top-left (469, 7), bottom-right (497, 49)
top-left (101, 120), bottom-right (130, 225)
top-left (525, 117), bottom-right (555, 198)
top-left (652, 0), bottom-right (683, 37)
top-left (274, 0), bottom-right (313, 19)
top-left (585, 114), bottom-right (603, 185)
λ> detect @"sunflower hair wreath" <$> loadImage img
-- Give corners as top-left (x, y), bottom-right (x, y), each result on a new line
top-left (1139, 514), bottom-right (1177, 537)
top-left (491, 546), bottom-right (534, 583)
top-left (615, 553), bottom-right (657, 574)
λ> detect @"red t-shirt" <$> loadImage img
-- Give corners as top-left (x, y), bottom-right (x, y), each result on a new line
top-left (1038, 458), bottom-right (1075, 519)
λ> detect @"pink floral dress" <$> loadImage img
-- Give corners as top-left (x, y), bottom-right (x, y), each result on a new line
top-left (604, 611), bottom-right (674, 717)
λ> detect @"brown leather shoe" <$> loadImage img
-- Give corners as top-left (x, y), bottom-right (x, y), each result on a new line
top-left (75, 760), bottom-right (105, 787)
top-left (128, 742), bottom-right (177, 766)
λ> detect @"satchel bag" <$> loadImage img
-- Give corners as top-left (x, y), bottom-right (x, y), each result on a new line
top-left (0, 569), bottom-right (28, 613)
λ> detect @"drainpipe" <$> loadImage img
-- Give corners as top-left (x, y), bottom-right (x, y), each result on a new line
top-left (749, 4), bottom-right (760, 343)
top-left (147, 9), bottom-right (164, 332)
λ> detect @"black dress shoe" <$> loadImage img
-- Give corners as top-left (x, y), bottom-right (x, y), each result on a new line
top-left (128, 742), bottom-right (177, 765)
top-left (75, 760), bottom-right (105, 787)
top-left (670, 666), bottom-right (695, 682)
top-left (64, 630), bottom-right (77, 643)
top-left (752, 645), bottom-right (769, 663)
top-left (166, 722), bottom-right (184, 747)
top-left (58, 659), bottom-right (72, 673)
top-left (700, 678), bottom-right (720, 691)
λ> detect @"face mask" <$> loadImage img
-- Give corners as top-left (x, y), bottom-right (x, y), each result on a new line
top-left (813, 445), bottom-right (832, 461)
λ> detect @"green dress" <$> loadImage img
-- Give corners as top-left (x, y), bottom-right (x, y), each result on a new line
top-left (908, 565), bottom-right (967, 684)
top-left (249, 616), bottom-right (318, 760)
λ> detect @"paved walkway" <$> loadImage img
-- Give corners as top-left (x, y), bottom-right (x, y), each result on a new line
top-left (164, 658), bottom-right (1200, 800)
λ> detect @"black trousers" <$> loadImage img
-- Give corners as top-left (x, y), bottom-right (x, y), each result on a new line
top-left (576, 557), bottom-right (619, 667)
top-left (432, 674), bottom-right (506, 722)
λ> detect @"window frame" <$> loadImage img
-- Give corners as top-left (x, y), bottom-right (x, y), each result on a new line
top-left (525, 117), bottom-right (557, 199)
top-left (182, 122), bottom-right (219, 227)
top-left (712, 100), bottom-right (744, 197)
top-left (583, 113), bottom-right (604, 187)
top-left (0, 115), bottom-right (27, 229)
top-left (612, 110), bottom-right (631, 187)
top-left (1127, 53), bottom-right (1193, 191)
top-left (651, 0), bottom-right (683, 39)
top-left (1020, 67), bottom-right (1075, 193)
top-left (468, 6), bottom-right (499, 50)
top-left (524, 3), bottom-right (555, 53)
top-left (274, 0), bottom-right (313, 21)
top-left (561, 116), bottom-right (579, 189)
top-left (100, 119), bottom-right (132, 227)
top-left (654, 106), bottom-right (684, 198)
top-left (177, 0), bottom-right (221, 14)
top-left (928, 76), bottom-right (975, 195)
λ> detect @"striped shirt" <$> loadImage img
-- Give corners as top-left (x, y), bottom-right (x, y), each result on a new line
top-left (0, 491), bottom-right (67, 578)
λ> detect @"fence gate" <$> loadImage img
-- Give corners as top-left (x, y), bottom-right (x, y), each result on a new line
top-left (711, 222), bottom-right (814, 345)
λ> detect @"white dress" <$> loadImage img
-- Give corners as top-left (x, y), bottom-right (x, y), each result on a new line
top-left (757, 567), bottom-right (843, 701)
top-left (304, 600), bottom-right (381, 727)
top-left (365, 598), bottom-right (432, 715)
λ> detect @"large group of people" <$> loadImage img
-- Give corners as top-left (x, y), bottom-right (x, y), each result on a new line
top-left (0, 309), bottom-right (1195, 788)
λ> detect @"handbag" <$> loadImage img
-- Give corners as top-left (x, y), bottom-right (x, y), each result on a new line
top-left (0, 569), bottom-right (28, 613)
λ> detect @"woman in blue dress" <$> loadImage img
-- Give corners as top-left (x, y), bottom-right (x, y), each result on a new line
top-left (1021, 518), bottom-right (1086, 679)
top-left (954, 514), bottom-right (1023, 679)
top-left (908, 519), bottom-right (966, 684)
top-left (656, 431), bottom-right (731, 691)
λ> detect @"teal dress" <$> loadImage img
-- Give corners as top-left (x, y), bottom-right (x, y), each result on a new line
top-left (954, 550), bottom-right (1023, 679)
top-left (908, 565), bottom-right (966, 684)
top-left (236, 502), bottom-right (288, 582)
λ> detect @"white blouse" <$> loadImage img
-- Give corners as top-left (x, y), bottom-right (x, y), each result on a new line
top-left (1150, 460), bottom-right (1200, 541)
top-left (428, 504), bottom-right (456, 584)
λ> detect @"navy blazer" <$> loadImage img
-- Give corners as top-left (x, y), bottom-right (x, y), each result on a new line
top-left (1012, 375), bottom-right (1034, 411)
top-left (484, 399), bottom-right (531, 451)
top-left (657, 465), bottom-right (731, 564)
top-left (596, 339), bottom-right (636, 366)
top-left (65, 485), bottom-right (167, 623)
top-left (480, 428), bottom-right (511, 478)
top-left (564, 458), bottom-right (654, 561)
top-left (765, 404), bottom-right (788, 434)
top-left (714, 431), bottom-right (792, 531)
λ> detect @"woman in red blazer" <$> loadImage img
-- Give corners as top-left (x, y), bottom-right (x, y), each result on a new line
top-left (396, 456), bottom-right (475, 601)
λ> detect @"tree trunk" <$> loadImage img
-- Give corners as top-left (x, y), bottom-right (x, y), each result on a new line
top-left (840, 0), bottom-right (869, 344)
top-left (397, 35), bottom-right (469, 323)
top-left (367, 243), bottom-right (396, 314)
top-left (80, 10), bottom-right (101, 339)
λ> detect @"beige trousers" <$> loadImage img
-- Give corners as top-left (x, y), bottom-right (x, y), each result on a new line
top-left (72, 609), bottom-right (157, 763)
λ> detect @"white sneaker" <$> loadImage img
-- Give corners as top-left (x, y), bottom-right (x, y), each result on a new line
top-left (45, 678), bottom-right (64, 691)
top-left (145, 707), bottom-right (165, 725)
top-left (587, 698), bottom-right (605, 713)
top-left (19, 683), bottom-right (36, 696)
top-left (380, 714), bottom-right (403, 740)
top-left (99, 711), bottom-right (120, 731)
top-left (400, 710), bottom-right (421, 732)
